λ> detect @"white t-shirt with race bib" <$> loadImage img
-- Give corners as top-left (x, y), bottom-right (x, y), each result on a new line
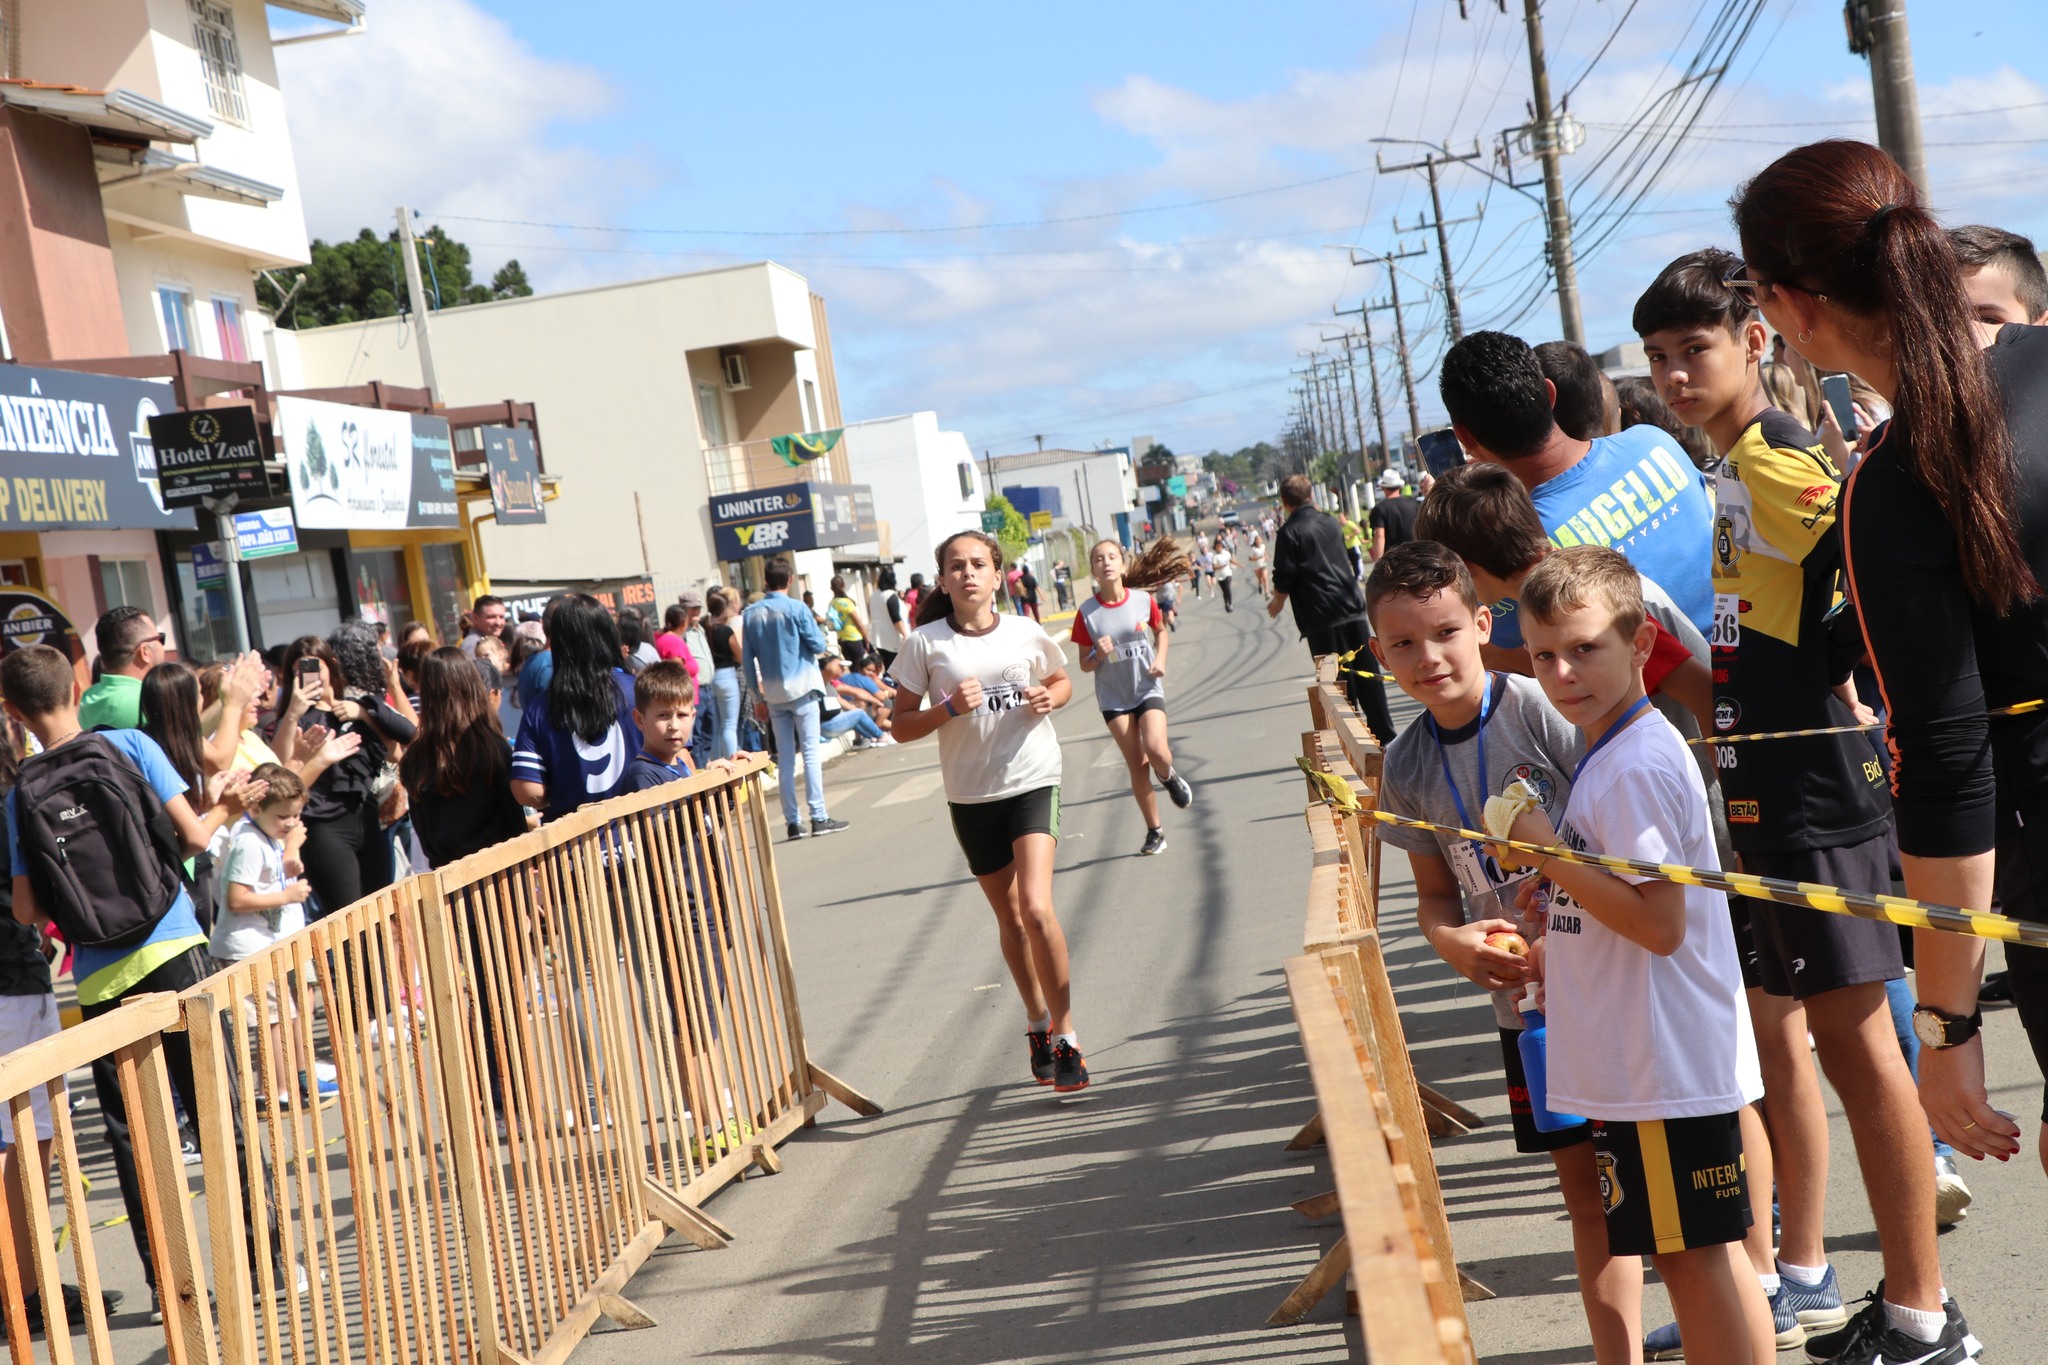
top-left (891, 614), bottom-right (1067, 804)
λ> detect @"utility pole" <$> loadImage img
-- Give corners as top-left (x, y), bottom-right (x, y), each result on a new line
top-left (1334, 304), bottom-right (1392, 473)
top-left (395, 207), bottom-right (442, 402)
top-left (1377, 141), bottom-right (1484, 343)
top-left (1847, 0), bottom-right (1928, 193)
top-left (1354, 247), bottom-right (1428, 459)
top-left (1519, 0), bottom-right (1585, 345)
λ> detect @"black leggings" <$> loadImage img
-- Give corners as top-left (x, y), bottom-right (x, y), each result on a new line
top-left (301, 800), bottom-right (393, 920)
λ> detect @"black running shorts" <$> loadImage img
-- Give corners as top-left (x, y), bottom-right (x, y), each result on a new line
top-left (1102, 696), bottom-right (1167, 723)
top-left (1741, 832), bottom-right (1904, 999)
top-left (949, 786), bottom-right (1061, 877)
top-left (1592, 1110), bottom-right (1752, 1258)
top-left (1496, 1029), bottom-right (1593, 1154)
top-left (1994, 797), bottom-right (2048, 1121)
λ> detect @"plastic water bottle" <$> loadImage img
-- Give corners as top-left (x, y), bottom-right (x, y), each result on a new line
top-left (1517, 1009), bottom-right (1588, 1133)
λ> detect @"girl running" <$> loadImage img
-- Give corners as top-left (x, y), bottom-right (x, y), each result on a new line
top-left (1069, 539), bottom-right (1195, 857)
top-left (890, 530), bottom-right (1089, 1093)
top-left (1248, 530), bottom-right (1271, 598)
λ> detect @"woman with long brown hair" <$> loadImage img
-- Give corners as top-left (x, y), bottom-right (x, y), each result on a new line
top-left (1732, 137), bottom-right (2015, 1365)
top-left (399, 647), bottom-right (527, 868)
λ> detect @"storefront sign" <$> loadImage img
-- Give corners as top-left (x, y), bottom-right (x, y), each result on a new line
top-left (0, 364), bottom-right (194, 530)
top-left (1167, 475), bottom-right (1188, 497)
top-left (708, 482), bottom-right (879, 561)
top-left (809, 482), bottom-right (877, 544)
top-left (192, 542), bottom-right (227, 586)
top-left (277, 396), bottom-right (459, 530)
top-left (497, 578), bottom-right (656, 621)
top-left (149, 405), bottom-right (266, 508)
top-left (483, 426), bottom-right (546, 525)
top-left (233, 507), bottom-right (298, 559)
top-left (0, 588), bottom-right (85, 662)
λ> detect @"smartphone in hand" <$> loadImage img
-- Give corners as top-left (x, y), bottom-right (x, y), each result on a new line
top-left (1821, 373), bottom-right (1859, 440)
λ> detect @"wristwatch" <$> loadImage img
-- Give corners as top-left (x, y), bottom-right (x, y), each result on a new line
top-left (1911, 1004), bottom-right (1983, 1050)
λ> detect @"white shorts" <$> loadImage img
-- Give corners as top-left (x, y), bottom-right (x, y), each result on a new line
top-left (0, 993), bottom-right (61, 1147)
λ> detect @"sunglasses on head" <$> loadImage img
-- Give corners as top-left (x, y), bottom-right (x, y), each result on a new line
top-left (1723, 260), bottom-right (1828, 305)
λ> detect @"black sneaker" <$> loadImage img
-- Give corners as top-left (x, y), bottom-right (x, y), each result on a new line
top-left (1027, 1030), bottom-right (1056, 1085)
top-left (1139, 828), bottom-right (1167, 856)
top-left (7, 1285), bottom-right (124, 1336)
top-left (1163, 770), bottom-right (1193, 809)
top-left (1804, 1288), bottom-right (1981, 1364)
top-left (810, 817), bottom-right (851, 837)
top-left (786, 822), bottom-right (806, 841)
top-left (1051, 1040), bottom-right (1089, 1093)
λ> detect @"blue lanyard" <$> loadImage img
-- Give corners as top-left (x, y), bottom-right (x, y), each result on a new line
top-left (1429, 673), bottom-right (1494, 832)
top-left (1572, 695), bottom-right (1653, 786)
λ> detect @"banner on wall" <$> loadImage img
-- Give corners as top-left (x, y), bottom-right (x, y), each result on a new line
top-left (0, 364), bottom-right (194, 530)
top-left (276, 396), bottom-right (458, 530)
top-left (483, 425), bottom-right (546, 525)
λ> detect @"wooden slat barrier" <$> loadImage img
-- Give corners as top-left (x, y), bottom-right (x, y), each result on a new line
top-left (0, 755), bottom-right (874, 1365)
top-left (1270, 654), bottom-right (1484, 1349)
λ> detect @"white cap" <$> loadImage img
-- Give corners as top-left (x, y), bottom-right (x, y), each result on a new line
top-left (1379, 468), bottom-right (1404, 489)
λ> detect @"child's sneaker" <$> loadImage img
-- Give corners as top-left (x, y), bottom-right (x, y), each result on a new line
top-left (1026, 1030), bottom-right (1056, 1085)
top-left (1163, 771), bottom-right (1194, 809)
top-left (1644, 1282), bottom-right (1805, 1358)
top-left (1051, 1040), bottom-right (1089, 1093)
top-left (1781, 1263), bottom-right (1848, 1330)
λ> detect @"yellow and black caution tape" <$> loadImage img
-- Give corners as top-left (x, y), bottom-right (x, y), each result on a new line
top-left (1294, 758), bottom-right (2048, 949)
top-left (1330, 647), bottom-right (2048, 746)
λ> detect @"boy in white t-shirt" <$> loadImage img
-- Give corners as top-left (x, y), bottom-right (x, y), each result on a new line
top-left (210, 763), bottom-right (331, 1106)
top-left (1498, 546), bottom-right (1772, 1365)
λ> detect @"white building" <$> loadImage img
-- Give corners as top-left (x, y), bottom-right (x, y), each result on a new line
top-left (985, 447), bottom-right (1140, 544)
top-left (838, 412), bottom-right (983, 582)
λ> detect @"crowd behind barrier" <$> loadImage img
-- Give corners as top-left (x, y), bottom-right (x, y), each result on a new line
top-left (0, 753), bottom-right (876, 1365)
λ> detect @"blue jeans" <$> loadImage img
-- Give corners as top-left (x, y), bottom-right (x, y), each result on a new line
top-left (768, 696), bottom-right (827, 827)
top-left (711, 667), bottom-right (742, 760)
top-left (1887, 974), bottom-right (1956, 1160)
top-left (822, 709), bottom-right (885, 742)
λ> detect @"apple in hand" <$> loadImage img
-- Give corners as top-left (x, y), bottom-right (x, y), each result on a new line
top-left (1483, 930), bottom-right (1529, 958)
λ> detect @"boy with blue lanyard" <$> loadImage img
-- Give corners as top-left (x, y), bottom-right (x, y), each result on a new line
top-left (1366, 543), bottom-right (1644, 1363)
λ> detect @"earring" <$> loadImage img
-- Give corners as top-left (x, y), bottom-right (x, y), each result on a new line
top-left (1797, 328), bottom-right (1814, 345)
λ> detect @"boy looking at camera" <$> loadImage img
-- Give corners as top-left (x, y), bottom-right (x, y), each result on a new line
top-left (1501, 546), bottom-right (1771, 1365)
top-left (1366, 541), bottom-right (1642, 1363)
top-left (627, 660), bottom-right (738, 790)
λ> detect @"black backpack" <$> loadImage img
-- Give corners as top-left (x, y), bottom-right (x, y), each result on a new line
top-left (14, 733), bottom-right (189, 950)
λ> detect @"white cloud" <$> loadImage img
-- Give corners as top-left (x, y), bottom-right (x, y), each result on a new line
top-left (274, 0), bottom-right (656, 261)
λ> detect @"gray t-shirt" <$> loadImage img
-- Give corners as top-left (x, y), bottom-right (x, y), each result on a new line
top-left (1379, 672), bottom-right (1582, 1029)
top-left (1073, 589), bottom-right (1166, 715)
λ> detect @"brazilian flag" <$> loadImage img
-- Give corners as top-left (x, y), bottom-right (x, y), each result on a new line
top-left (772, 428), bottom-right (844, 467)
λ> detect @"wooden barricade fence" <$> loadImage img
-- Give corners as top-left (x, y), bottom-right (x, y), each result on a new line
top-left (0, 754), bottom-right (874, 1365)
top-left (1269, 653), bottom-right (1480, 1359)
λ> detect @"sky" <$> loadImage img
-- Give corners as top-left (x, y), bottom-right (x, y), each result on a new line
top-left (271, 0), bottom-right (2048, 460)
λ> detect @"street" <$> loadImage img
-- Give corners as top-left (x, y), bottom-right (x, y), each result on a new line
top-left (575, 593), bottom-right (2048, 1364)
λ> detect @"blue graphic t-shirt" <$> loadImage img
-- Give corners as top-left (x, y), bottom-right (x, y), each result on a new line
top-left (512, 670), bottom-right (643, 820)
top-left (1489, 425), bottom-right (1715, 649)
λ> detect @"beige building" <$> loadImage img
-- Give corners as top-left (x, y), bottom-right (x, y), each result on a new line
top-left (281, 261), bottom-right (850, 596)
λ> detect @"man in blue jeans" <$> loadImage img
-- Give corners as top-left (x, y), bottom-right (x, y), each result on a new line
top-left (740, 557), bottom-right (851, 840)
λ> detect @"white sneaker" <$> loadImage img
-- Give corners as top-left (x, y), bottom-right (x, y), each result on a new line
top-left (1935, 1152), bottom-right (1973, 1227)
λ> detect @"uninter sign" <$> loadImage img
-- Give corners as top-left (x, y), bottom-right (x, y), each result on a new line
top-left (708, 482), bottom-right (878, 560)
top-left (0, 365), bottom-right (195, 530)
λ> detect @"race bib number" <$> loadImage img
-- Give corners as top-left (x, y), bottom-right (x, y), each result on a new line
top-left (1445, 839), bottom-right (1532, 907)
top-left (1709, 592), bottom-right (1740, 649)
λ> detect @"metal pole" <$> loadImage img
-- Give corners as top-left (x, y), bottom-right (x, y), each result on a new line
top-left (1865, 0), bottom-right (1928, 193)
top-left (395, 206), bottom-right (442, 403)
top-left (208, 497), bottom-right (250, 653)
top-left (1522, 0), bottom-right (1585, 345)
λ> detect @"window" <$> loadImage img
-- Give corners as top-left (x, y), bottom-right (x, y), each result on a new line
top-left (697, 382), bottom-right (727, 447)
top-left (189, 0), bottom-right (248, 126)
top-left (957, 463), bottom-right (975, 500)
top-left (211, 297), bottom-right (248, 363)
top-left (99, 558), bottom-right (154, 614)
top-left (157, 286), bottom-right (194, 353)
top-left (802, 378), bottom-right (821, 433)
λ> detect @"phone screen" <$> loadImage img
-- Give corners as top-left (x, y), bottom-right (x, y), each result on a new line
top-left (1821, 374), bottom-right (1859, 440)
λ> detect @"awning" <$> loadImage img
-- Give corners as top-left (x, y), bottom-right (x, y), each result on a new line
top-left (100, 148), bottom-right (284, 205)
top-left (0, 81), bottom-right (212, 143)
top-left (772, 428), bottom-right (843, 467)
top-left (269, 0), bottom-right (367, 20)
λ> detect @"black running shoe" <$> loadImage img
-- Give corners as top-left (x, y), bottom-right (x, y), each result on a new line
top-left (786, 822), bottom-right (806, 841)
top-left (9, 1285), bottom-right (125, 1336)
top-left (1052, 1040), bottom-right (1090, 1092)
top-left (1164, 770), bottom-right (1193, 809)
top-left (1027, 1030), bottom-right (1056, 1085)
top-left (1804, 1288), bottom-right (1981, 1364)
top-left (810, 817), bottom-right (851, 837)
top-left (1139, 828), bottom-right (1167, 856)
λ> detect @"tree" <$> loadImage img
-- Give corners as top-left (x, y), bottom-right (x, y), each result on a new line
top-left (258, 226), bottom-right (534, 329)
top-left (984, 493), bottom-right (1029, 563)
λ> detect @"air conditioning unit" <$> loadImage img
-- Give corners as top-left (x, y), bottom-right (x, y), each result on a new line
top-left (721, 351), bottom-right (751, 391)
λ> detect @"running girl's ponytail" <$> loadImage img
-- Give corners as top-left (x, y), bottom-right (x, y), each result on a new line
top-left (915, 529), bottom-right (1005, 627)
top-left (1119, 537), bottom-right (1191, 591)
top-left (1733, 139), bottom-right (2038, 614)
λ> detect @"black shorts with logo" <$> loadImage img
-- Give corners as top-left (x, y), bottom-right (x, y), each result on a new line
top-left (1593, 1111), bottom-right (1752, 1258)
top-left (948, 786), bottom-right (1061, 877)
top-left (1496, 1029), bottom-right (1592, 1154)
top-left (1741, 831), bottom-right (1903, 999)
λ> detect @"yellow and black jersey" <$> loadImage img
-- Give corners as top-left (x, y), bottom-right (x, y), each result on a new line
top-left (1712, 408), bottom-right (1890, 852)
